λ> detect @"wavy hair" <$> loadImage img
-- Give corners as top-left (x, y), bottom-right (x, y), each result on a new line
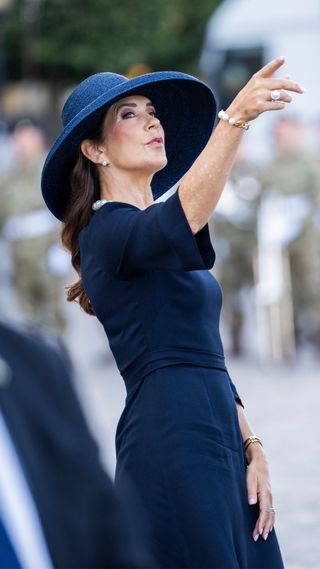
top-left (61, 117), bottom-right (106, 315)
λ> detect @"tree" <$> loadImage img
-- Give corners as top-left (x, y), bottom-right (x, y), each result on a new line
top-left (4, 0), bottom-right (222, 84)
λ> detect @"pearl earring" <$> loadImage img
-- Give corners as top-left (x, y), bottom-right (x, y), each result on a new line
top-left (102, 160), bottom-right (108, 166)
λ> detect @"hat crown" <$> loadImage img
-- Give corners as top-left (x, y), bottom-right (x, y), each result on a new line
top-left (62, 72), bottom-right (128, 127)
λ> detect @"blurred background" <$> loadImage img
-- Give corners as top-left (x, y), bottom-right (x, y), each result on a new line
top-left (0, 0), bottom-right (319, 567)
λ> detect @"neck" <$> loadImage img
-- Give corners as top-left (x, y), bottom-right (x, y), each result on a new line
top-left (99, 168), bottom-right (155, 209)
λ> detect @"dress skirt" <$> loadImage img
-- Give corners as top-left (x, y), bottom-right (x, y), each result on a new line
top-left (114, 364), bottom-right (284, 569)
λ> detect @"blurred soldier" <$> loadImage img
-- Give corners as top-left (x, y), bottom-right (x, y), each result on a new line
top-left (210, 143), bottom-right (261, 355)
top-left (259, 116), bottom-right (320, 350)
top-left (0, 120), bottom-right (68, 331)
top-left (0, 120), bottom-right (14, 183)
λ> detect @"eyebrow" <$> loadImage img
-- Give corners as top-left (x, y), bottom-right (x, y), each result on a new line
top-left (115, 101), bottom-right (155, 112)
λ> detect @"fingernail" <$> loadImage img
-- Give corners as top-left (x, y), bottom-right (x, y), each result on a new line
top-left (263, 532), bottom-right (269, 541)
top-left (259, 527), bottom-right (263, 535)
top-left (249, 497), bottom-right (256, 505)
top-left (278, 55), bottom-right (285, 61)
top-left (254, 534), bottom-right (259, 542)
top-left (300, 86), bottom-right (306, 93)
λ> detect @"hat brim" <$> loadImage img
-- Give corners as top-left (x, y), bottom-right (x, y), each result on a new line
top-left (41, 71), bottom-right (216, 220)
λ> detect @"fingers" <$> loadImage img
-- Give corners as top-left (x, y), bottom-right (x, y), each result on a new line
top-left (259, 100), bottom-right (287, 113)
top-left (246, 463), bottom-right (276, 543)
top-left (228, 57), bottom-right (304, 122)
top-left (255, 56), bottom-right (285, 78)
top-left (256, 86), bottom-right (295, 113)
top-left (269, 90), bottom-right (293, 103)
top-left (267, 78), bottom-right (304, 94)
top-left (246, 464), bottom-right (258, 506)
top-left (252, 489), bottom-right (276, 542)
top-left (255, 79), bottom-right (302, 113)
top-left (253, 508), bottom-right (276, 542)
top-left (256, 55), bottom-right (304, 92)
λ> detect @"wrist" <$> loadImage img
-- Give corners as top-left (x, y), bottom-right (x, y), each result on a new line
top-left (243, 435), bottom-right (265, 462)
top-left (246, 441), bottom-right (266, 463)
top-left (225, 103), bottom-right (247, 122)
top-left (218, 109), bottom-right (250, 131)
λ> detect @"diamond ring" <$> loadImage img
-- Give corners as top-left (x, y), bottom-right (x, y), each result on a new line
top-left (271, 90), bottom-right (281, 101)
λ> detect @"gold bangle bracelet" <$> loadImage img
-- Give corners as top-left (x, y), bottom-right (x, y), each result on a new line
top-left (232, 119), bottom-right (250, 131)
top-left (244, 436), bottom-right (263, 451)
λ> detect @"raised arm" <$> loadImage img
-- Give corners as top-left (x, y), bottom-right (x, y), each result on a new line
top-left (179, 56), bottom-right (304, 234)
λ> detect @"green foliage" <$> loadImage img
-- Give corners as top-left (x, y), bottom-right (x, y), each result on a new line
top-left (4, 0), bottom-right (222, 82)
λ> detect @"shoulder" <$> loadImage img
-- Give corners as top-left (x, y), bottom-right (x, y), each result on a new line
top-left (80, 202), bottom-right (140, 239)
top-left (79, 199), bottom-right (167, 253)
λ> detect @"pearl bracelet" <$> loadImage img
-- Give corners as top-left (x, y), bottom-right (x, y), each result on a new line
top-left (218, 109), bottom-right (250, 131)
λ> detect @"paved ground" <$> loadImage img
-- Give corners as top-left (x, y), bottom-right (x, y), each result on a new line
top-left (63, 298), bottom-right (320, 569)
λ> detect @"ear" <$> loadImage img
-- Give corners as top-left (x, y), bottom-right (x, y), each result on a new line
top-left (80, 139), bottom-right (108, 165)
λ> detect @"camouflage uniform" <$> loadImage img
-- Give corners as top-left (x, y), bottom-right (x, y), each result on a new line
top-left (259, 151), bottom-right (320, 348)
top-left (209, 158), bottom-right (261, 355)
top-left (0, 153), bottom-right (67, 331)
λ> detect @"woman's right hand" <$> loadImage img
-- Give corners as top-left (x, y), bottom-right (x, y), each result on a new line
top-left (225, 56), bottom-right (304, 123)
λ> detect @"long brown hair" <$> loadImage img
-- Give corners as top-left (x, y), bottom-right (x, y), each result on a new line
top-left (61, 117), bottom-right (106, 315)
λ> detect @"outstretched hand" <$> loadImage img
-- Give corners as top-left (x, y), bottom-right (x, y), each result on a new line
top-left (226, 56), bottom-right (305, 122)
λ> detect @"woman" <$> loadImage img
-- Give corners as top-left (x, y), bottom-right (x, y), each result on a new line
top-left (41, 56), bottom-right (303, 568)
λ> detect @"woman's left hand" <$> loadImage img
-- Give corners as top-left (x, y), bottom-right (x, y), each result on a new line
top-left (246, 449), bottom-right (276, 542)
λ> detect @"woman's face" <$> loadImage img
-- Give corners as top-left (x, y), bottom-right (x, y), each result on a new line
top-left (102, 95), bottom-right (167, 175)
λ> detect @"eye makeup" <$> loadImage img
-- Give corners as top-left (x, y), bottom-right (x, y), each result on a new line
top-left (116, 101), bottom-right (156, 114)
top-left (120, 107), bottom-right (158, 120)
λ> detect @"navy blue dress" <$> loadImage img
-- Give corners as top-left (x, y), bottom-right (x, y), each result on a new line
top-left (79, 188), bottom-right (284, 568)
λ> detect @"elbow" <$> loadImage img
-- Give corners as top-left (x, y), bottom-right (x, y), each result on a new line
top-left (189, 219), bottom-right (206, 235)
top-left (189, 219), bottom-right (199, 235)
top-left (177, 187), bottom-right (204, 235)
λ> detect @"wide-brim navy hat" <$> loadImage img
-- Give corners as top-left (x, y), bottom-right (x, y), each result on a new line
top-left (41, 70), bottom-right (216, 221)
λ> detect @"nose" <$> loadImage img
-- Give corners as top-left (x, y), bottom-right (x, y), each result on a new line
top-left (146, 113), bottom-right (161, 130)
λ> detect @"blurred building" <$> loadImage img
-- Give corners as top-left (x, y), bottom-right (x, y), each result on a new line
top-left (199, 0), bottom-right (320, 162)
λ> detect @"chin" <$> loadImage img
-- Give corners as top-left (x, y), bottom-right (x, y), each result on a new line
top-left (150, 157), bottom-right (168, 174)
